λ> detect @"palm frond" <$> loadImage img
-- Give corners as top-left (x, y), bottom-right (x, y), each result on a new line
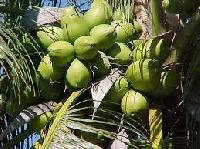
top-left (0, 27), bottom-right (42, 112)
top-left (39, 89), bottom-right (150, 148)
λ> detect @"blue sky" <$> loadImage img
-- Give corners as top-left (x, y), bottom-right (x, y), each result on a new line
top-left (42, 0), bottom-right (91, 11)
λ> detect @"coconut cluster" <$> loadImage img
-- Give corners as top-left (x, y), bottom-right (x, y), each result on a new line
top-left (36, 0), bottom-right (141, 102)
top-left (31, 0), bottom-right (180, 135)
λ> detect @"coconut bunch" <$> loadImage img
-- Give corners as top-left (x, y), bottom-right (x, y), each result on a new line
top-left (35, 0), bottom-right (180, 115)
top-left (35, 0), bottom-right (142, 102)
top-left (101, 37), bottom-right (181, 120)
top-left (31, 0), bottom-right (181, 144)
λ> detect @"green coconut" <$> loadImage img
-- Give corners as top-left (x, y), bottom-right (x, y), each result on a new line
top-left (111, 21), bottom-right (136, 43)
top-left (84, 0), bottom-right (112, 29)
top-left (64, 17), bottom-right (89, 43)
top-left (104, 76), bottom-right (129, 104)
top-left (121, 90), bottom-right (149, 115)
top-left (132, 38), bottom-right (169, 63)
top-left (90, 24), bottom-right (117, 51)
top-left (29, 112), bottom-right (52, 132)
top-left (90, 51), bottom-right (110, 78)
top-left (37, 54), bottom-right (64, 81)
top-left (107, 42), bottom-right (132, 65)
top-left (150, 69), bottom-right (180, 98)
top-left (47, 41), bottom-right (75, 67)
top-left (74, 36), bottom-right (99, 60)
top-left (37, 26), bottom-right (66, 49)
top-left (125, 59), bottom-right (161, 93)
top-left (60, 6), bottom-right (80, 29)
top-left (66, 58), bottom-right (91, 89)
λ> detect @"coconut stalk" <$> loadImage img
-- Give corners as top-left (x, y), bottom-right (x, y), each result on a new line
top-left (148, 0), bottom-right (166, 148)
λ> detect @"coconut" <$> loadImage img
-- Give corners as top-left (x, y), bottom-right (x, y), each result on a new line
top-left (107, 42), bottom-right (132, 65)
top-left (132, 38), bottom-right (169, 63)
top-left (121, 90), bottom-right (149, 115)
top-left (37, 54), bottom-right (64, 81)
top-left (125, 59), bottom-right (161, 93)
top-left (65, 58), bottom-right (91, 89)
top-left (47, 41), bottom-right (75, 67)
top-left (29, 112), bottom-right (52, 132)
top-left (90, 24), bottom-right (117, 50)
top-left (111, 21), bottom-right (136, 43)
top-left (37, 26), bottom-right (66, 49)
top-left (64, 17), bottom-right (90, 43)
top-left (84, 0), bottom-right (112, 29)
top-left (60, 6), bottom-right (80, 29)
top-left (150, 69), bottom-right (180, 97)
top-left (89, 51), bottom-right (110, 78)
top-left (74, 36), bottom-right (99, 60)
top-left (104, 76), bottom-right (129, 104)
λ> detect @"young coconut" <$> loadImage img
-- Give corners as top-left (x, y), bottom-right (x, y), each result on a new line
top-left (132, 38), bottom-right (169, 63)
top-left (74, 36), bottom-right (99, 60)
top-left (64, 17), bottom-right (90, 43)
top-left (60, 6), bottom-right (80, 29)
top-left (104, 76), bottom-right (129, 106)
top-left (84, 0), bottom-right (112, 29)
top-left (47, 41), bottom-right (75, 67)
top-left (121, 90), bottom-right (149, 115)
top-left (125, 59), bottom-right (161, 93)
top-left (150, 69), bottom-right (180, 98)
top-left (65, 58), bottom-right (91, 89)
top-left (29, 112), bottom-right (52, 132)
top-left (111, 21), bottom-right (136, 43)
top-left (90, 24), bottom-right (117, 51)
top-left (37, 54), bottom-right (64, 81)
top-left (89, 51), bottom-right (111, 78)
top-left (107, 42), bottom-right (132, 65)
top-left (37, 26), bottom-right (66, 49)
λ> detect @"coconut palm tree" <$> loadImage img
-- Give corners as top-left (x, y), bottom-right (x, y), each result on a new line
top-left (1, 0), bottom-right (200, 148)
